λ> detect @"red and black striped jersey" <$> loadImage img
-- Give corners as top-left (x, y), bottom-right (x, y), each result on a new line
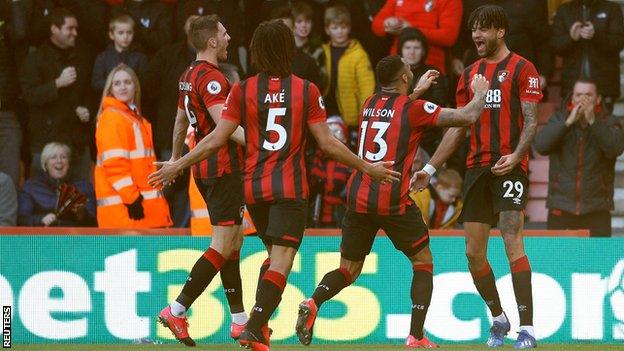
top-left (222, 73), bottom-right (326, 204)
top-left (347, 93), bottom-right (441, 215)
top-left (456, 52), bottom-right (543, 173)
top-left (178, 60), bottom-right (241, 179)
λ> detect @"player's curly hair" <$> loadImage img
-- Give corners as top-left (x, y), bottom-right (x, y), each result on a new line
top-left (250, 20), bottom-right (295, 78)
top-left (468, 5), bottom-right (509, 34)
top-left (376, 55), bottom-right (406, 87)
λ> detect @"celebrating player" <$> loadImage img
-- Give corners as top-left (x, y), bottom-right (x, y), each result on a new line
top-left (411, 5), bottom-right (543, 349)
top-left (154, 15), bottom-right (249, 347)
top-left (149, 20), bottom-right (400, 351)
top-left (295, 54), bottom-right (489, 349)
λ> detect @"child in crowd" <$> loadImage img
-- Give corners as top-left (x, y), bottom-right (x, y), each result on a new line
top-left (322, 5), bottom-right (375, 148)
top-left (292, 1), bottom-right (323, 64)
top-left (91, 14), bottom-right (148, 94)
top-left (410, 168), bottom-right (463, 229)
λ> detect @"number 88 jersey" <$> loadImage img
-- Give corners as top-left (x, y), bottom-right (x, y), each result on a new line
top-left (347, 93), bottom-right (440, 215)
top-left (222, 73), bottom-right (327, 204)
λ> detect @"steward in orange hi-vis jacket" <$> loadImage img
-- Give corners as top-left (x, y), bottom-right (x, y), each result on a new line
top-left (95, 96), bottom-right (172, 228)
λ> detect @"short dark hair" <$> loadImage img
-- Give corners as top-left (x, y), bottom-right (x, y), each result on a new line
top-left (292, 1), bottom-right (313, 21)
top-left (188, 15), bottom-right (220, 51)
top-left (574, 76), bottom-right (600, 94)
top-left (468, 5), bottom-right (508, 34)
top-left (376, 55), bottom-right (405, 87)
top-left (48, 7), bottom-right (76, 30)
top-left (251, 20), bottom-right (294, 77)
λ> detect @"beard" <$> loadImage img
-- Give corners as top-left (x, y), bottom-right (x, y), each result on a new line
top-left (478, 38), bottom-right (499, 58)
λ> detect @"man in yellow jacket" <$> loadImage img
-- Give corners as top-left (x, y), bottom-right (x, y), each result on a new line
top-left (410, 168), bottom-right (463, 229)
top-left (322, 5), bottom-right (375, 144)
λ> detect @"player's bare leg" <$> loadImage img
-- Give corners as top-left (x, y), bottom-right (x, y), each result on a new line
top-left (240, 245), bottom-right (297, 350)
top-left (159, 225), bottom-right (242, 346)
top-left (499, 211), bottom-right (536, 349)
top-left (405, 246), bottom-right (438, 348)
top-left (296, 257), bottom-right (362, 345)
top-left (219, 226), bottom-right (249, 339)
top-left (465, 222), bottom-right (509, 347)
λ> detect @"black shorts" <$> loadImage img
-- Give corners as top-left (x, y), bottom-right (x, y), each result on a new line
top-left (460, 166), bottom-right (529, 226)
top-left (247, 199), bottom-right (308, 249)
top-left (340, 205), bottom-right (430, 262)
top-left (194, 171), bottom-right (244, 226)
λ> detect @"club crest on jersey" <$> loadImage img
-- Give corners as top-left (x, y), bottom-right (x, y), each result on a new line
top-left (424, 102), bottom-right (438, 114)
top-left (497, 70), bottom-right (510, 83)
top-left (207, 80), bottom-right (222, 95)
top-left (424, 0), bottom-right (434, 12)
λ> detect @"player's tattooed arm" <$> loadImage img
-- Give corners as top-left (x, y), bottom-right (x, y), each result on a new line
top-left (515, 101), bottom-right (538, 157)
top-left (435, 74), bottom-right (489, 128)
top-left (491, 101), bottom-right (537, 176)
top-left (171, 108), bottom-right (190, 161)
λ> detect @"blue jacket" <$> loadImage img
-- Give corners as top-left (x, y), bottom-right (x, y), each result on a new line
top-left (18, 173), bottom-right (97, 227)
top-left (91, 44), bottom-right (148, 94)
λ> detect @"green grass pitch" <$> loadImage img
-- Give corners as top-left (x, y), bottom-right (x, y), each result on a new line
top-left (8, 344), bottom-right (624, 351)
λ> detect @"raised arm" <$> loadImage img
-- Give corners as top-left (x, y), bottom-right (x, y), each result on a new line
top-left (435, 74), bottom-right (488, 127)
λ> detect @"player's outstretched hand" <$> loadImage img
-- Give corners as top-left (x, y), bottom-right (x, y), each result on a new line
top-left (148, 161), bottom-right (182, 189)
top-left (409, 170), bottom-right (431, 192)
top-left (366, 161), bottom-right (401, 184)
top-left (491, 153), bottom-right (520, 176)
top-left (470, 74), bottom-right (489, 96)
top-left (414, 70), bottom-right (439, 93)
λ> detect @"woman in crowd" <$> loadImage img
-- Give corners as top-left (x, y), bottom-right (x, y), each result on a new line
top-left (94, 64), bottom-right (172, 228)
top-left (18, 142), bottom-right (96, 227)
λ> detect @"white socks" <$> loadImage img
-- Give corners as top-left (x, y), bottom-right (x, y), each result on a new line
top-left (493, 312), bottom-right (508, 324)
top-left (231, 312), bottom-right (249, 325)
top-left (519, 325), bottom-right (535, 337)
top-left (170, 301), bottom-right (187, 317)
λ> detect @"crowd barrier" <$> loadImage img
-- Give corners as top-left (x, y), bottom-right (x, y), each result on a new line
top-left (2, 227), bottom-right (624, 345)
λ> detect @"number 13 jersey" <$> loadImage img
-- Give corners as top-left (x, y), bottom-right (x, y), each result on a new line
top-left (222, 73), bottom-right (326, 204)
top-left (347, 93), bottom-right (441, 215)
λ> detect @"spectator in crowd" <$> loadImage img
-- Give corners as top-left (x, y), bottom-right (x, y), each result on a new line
top-left (399, 27), bottom-right (448, 106)
top-left (372, 0), bottom-right (462, 74)
top-left (0, 172), bottom-right (17, 226)
top-left (323, 5), bottom-right (375, 145)
top-left (143, 15), bottom-right (197, 227)
top-left (19, 7), bottom-right (93, 178)
top-left (174, 0), bottom-right (245, 71)
top-left (292, 1), bottom-right (323, 64)
top-left (21, 0), bottom-right (109, 54)
top-left (534, 78), bottom-right (624, 237)
top-left (0, 0), bottom-right (25, 187)
top-left (410, 168), bottom-right (463, 229)
top-left (551, 0), bottom-right (624, 112)
top-left (111, 0), bottom-right (173, 58)
top-left (95, 64), bottom-right (172, 228)
top-left (18, 142), bottom-right (96, 227)
top-left (91, 14), bottom-right (148, 95)
top-left (453, 0), bottom-right (553, 87)
top-left (398, 27), bottom-right (447, 156)
top-left (271, 5), bottom-right (325, 90)
top-left (309, 116), bottom-right (351, 227)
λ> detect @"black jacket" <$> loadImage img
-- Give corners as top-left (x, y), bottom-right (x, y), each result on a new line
top-left (0, 0), bottom-right (23, 109)
top-left (534, 103), bottom-right (624, 215)
top-left (143, 40), bottom-right (195, 152)
top-left (455, 0), bottom-right (553, 78)
top-left (551, 0), bottom-right (624, 98)
top-left (111, 0), bottom-right (173, 58)
top-left (19, 40), bottom-right (93, 152)
top-left (91, 44), bottom-right (148, 94)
